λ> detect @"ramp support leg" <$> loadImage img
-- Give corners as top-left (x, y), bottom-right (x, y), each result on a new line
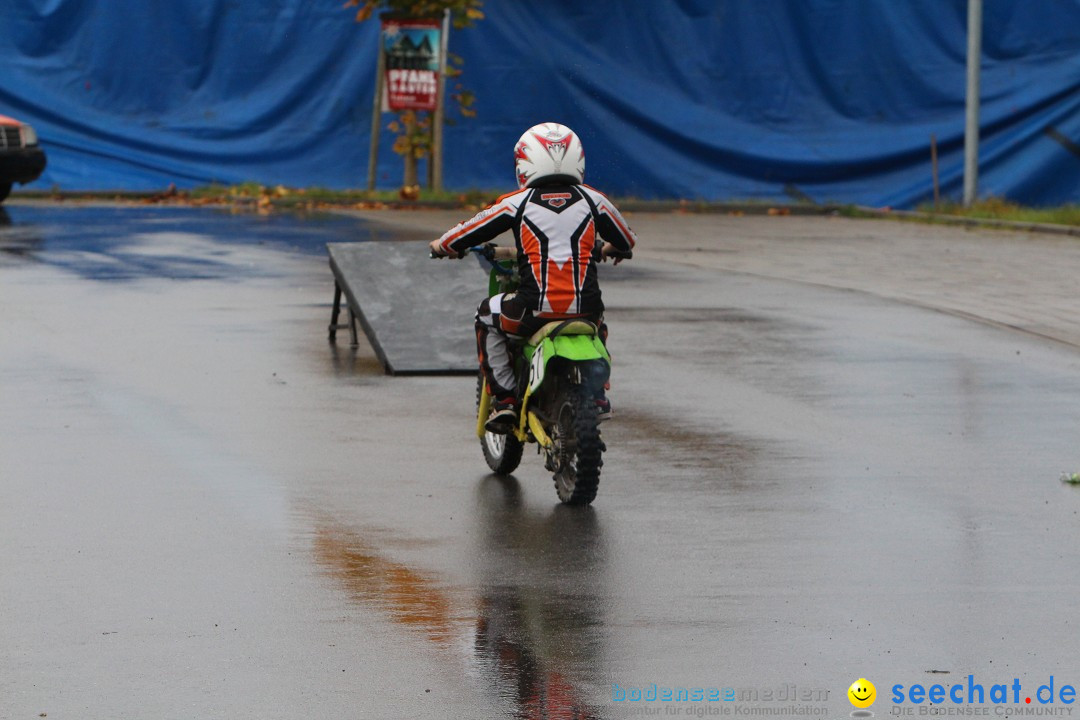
top-left (329, 282), bottom-right (343, 342)
top-left (329, 281), bottom-right (354, 344)
top-left (329, 281), bottom-right (361, 347)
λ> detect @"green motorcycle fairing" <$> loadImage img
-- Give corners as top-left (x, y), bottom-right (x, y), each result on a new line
top-left (524, 334), bottom-right (610, 394)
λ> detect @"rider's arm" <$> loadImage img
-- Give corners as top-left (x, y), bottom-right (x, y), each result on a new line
top-left (582, 185), bottom-right (637, 256)
top-left (433, 192), bottom-right (523, 258)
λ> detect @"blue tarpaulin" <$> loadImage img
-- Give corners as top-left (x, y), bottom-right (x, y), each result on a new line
top-left (2, 1), bottom-right (1079, 208)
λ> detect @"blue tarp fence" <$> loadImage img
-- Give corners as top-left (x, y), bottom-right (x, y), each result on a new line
top-left (2, 1), bottom-right (1079, 208)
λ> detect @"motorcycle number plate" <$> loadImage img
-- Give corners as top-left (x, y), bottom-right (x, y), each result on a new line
top-left (528, 341), bottom-right (547, 393)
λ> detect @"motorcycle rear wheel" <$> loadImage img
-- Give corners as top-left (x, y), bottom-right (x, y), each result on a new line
top-left (551, 385), bottom-right (603, 505)
top-left (476, 372), bottom-right (524, 475)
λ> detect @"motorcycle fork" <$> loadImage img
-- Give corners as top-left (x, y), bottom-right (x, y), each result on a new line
top-left (475, 356), bottom-right (553, 447)
top-left (474, 350), bottom-right (524, 439)
top-left (475, 379), bottom-right (492, 439)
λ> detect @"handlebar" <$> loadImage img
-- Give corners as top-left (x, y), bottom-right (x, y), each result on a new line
top-left (429, 243), bottom-right (515, 261)
top-left (460, 243), bottom-right (516, 262)
top-left (469, 244), bottom-right (516, 276)
top-left (431, 242), bottom-right (630, 262)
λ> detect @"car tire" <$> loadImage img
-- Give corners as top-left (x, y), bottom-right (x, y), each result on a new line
top-left (0, 182), bottom-right (11, 203)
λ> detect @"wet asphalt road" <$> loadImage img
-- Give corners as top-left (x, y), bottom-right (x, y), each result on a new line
top-left (3, 203), bottom-right (1080, 719)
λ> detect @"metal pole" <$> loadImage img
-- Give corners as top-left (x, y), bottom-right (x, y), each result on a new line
top-left (963, 0), bottom-right (982, 207)
top-left (431, 8), bottom-right (450, 192)
top-left (367, 32), bottom-right (386, 191)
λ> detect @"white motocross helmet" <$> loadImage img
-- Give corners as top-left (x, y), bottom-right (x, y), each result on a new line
top-left (514, 122), bottom-right (585, 189)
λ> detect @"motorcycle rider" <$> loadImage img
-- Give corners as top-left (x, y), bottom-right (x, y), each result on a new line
top-left (429, 122), bottom-right (637, 433)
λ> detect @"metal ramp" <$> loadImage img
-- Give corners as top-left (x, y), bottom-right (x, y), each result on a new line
top-left (327, 241), bottom-right (479, 375)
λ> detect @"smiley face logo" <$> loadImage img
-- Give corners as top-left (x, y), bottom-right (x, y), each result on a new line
top-left (848, 678), bottom-right (876, 708)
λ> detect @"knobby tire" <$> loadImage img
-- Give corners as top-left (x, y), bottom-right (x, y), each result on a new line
top-left (553, 384), bottom-right (603, 505)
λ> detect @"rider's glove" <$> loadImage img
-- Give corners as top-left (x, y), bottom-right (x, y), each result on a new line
top-left (429, 239), bottom-right (468, 259)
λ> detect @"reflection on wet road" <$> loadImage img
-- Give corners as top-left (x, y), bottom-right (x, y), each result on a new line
top-left (471, 477), bottom-right (606, 720)
top-left (4, 204), bottom-right (1080, 719)
top-left (313, 521), bottom-right (472, 648)
top-left (312, 476), bottom-right (606, 719)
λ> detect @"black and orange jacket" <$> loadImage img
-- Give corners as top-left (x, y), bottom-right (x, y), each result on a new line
top-left (436, 184), bottom-right (637, 317)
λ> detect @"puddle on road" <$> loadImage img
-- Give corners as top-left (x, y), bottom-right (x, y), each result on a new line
top-left (605, 408), bottom-right (758, 474)
top-left (310, 502), bottom-right (606, 720)
top-left (0, 204), bottom-right (412, 280)
top-left (608, 306), bottom-right (776, 326)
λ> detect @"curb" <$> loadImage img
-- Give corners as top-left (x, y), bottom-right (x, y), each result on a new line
top-left (851, 205), bottom-right (1080, 238)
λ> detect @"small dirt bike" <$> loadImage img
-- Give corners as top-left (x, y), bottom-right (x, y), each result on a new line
top-left (469, 243), bottom-right (616, 505)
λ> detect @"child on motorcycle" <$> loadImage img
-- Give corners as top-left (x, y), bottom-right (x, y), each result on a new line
top-left (429, 122), bottom-right (637, 434)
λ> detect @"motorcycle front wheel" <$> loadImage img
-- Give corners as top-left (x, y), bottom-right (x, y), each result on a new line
top-left (476, 372), bottom-right (524, 475)
top-left (551, 384), bottom-right (603, 505)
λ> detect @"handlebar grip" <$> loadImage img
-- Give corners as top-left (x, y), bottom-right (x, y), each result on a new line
top-left (602, 245), bottom-right (633, 260)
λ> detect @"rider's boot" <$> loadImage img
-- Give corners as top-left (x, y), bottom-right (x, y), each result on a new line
top-left (485, 396), bottom-right (519, 434)
top-left (595, 387), bottom-right (613, 422)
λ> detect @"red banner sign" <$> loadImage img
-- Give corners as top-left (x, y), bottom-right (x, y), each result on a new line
top-left (381, 18), bottom-right (441, 111)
